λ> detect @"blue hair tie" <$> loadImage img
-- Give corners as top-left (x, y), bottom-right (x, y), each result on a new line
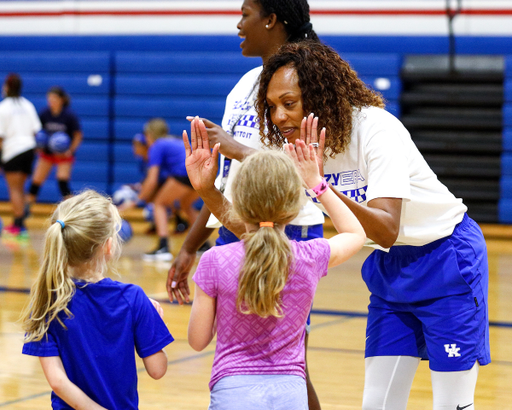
top-left (56, 219), bottom-right (65, 230)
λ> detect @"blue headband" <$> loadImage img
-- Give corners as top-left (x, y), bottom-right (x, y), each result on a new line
top-left (56, 219), bottom-right (65, 230)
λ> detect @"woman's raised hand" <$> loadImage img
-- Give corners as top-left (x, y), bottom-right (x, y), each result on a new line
top-left (183, 117), bottom-right (220, 192)
top-left (299, 113), bottom-right (325, 176)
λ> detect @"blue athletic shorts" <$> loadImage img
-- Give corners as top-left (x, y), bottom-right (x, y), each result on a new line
top-left (363, 214), bottom-right (490, 372)
top-left (209, 375), bottom-right (307, 410)
top-left (215, 224), bottom-right (324, 246)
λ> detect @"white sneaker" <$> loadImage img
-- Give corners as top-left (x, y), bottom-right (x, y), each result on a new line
top-left (143, 246), bottom-right (173, 262)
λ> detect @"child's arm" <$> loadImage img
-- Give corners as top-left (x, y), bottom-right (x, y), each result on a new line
top-left (39, 356), bottom-right (107, 410)
top-left (286, 140), bottom-right (366, 268)
top-left (142, 297), bottom-right (169, 380)
top-left (142, 350), bottom-right (168, 380)
top-left (188, 286), bottom-right (216, 351)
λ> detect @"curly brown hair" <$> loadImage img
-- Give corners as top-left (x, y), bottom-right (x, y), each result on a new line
top-left (256, 41), bottom-right (385, 157)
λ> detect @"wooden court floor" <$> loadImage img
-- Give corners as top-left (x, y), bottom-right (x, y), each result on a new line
top-left (0, 214), bottom-right (511, 409)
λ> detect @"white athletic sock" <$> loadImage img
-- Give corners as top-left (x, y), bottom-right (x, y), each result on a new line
top-left (362, 355), bottom-right (420, 410)
top-left (431, 362), bottom-right (479, 410)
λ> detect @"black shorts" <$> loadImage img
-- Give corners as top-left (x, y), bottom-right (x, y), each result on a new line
top-left (2, 149), bottom-right (35, 174)
top-left (173, 175), bottom-right (194, 189)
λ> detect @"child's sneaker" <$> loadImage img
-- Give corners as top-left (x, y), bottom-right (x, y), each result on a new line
top-left (23, 203), bottom-right (31, 219)
top-left (143, 246), bottom-right (173, 262)
top-left (4, 225), bottom-right (28, 238)
top-left (197, 241), bottom-right (212, 255)
top-left (173, 214), bottom-right (189, 233)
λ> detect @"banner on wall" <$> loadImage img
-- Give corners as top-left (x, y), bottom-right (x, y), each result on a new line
top-left (0, 0), bottom-right (511, 36)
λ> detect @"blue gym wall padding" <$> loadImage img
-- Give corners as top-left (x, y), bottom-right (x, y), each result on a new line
top-left (0, 35), bottom-right (510, 216)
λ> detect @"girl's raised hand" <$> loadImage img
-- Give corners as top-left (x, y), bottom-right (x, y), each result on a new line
top-left (299, 113), bottom-right (326, 176)
top-left (183, 117), bottom-right (220, 192)
top-left (285, 140), bottom-right (323, 189)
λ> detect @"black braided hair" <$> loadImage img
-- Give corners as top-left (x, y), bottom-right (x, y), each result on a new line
top-left (4, 73), bottom-right (22, 97)
top-left (257, 0), bottom-right (320, 43)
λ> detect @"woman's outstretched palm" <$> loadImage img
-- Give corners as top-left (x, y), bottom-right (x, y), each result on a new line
top-left (183, 117), bottom-right (220, 192)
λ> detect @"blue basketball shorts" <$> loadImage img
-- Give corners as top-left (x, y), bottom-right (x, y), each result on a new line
top-left (364, 214), bottom-right (490, 372)
top-left (215, 224), bottom-right (324, 331)
top-left (215, 224), bottom-right (324, 246)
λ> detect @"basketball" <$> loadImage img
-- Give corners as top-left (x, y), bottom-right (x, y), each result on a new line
top-left (112, 185), bottom-right (138, 208)
top-left (118, 219), bottom-right (133, 243)
top-left (35, 130), bottom-right (49, 149)
top-left (48, 131), bottom-right (71, 153)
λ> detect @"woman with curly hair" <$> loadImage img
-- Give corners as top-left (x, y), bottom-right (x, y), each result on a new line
top-left (256, 41), bottom-right (490, 410)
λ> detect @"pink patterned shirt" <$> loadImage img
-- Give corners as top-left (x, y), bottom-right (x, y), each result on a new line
top-left (192, 238), bottom-right (330, 390)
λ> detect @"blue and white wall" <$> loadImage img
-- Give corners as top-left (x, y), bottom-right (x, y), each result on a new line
top-left (0, 0), bottom-right (511, 222)
top-left (0, 1), bottom-right (511, 38)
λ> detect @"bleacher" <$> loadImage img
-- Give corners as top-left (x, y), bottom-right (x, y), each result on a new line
top-left (112, 51), bottom-right (260, 192)
top-left (0, 52), bottom-right (111, 201)
top-left (501, 56), bottom-right (512, 223)
top-left (0, 45), bottom-right (401, 203)
top-left (0, 36), bottom-right (509, 223)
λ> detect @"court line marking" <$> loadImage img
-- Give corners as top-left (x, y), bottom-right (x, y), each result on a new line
top-left (310, 308), bottom-right (512, 330)
top-left (2, 286), bottom-right (512, 328)
top-left (0, 286), bottom-right (30, 294)
top-left (0, 349), bottom-right (215, 407)
top-left (3, 311), bottom-right (511, 406)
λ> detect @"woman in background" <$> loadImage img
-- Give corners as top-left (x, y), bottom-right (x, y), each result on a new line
top-left (27, 86), bottom-right (82, 205)
top-left (0, 73), bottom-right (41, 236)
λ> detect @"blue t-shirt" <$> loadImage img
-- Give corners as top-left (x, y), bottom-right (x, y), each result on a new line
top-left (39, 107), bottom-right (81, 155)
top-left (22, 278), bottom-right (174, 410)
top-left (147, 137), bottom-right (187, 178)
top-left (39, 107), bottom-right (81, 136)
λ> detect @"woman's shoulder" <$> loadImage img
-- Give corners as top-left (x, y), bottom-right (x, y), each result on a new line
top-left (62, 106), bottom-right (79, 118)
top-left (240, 66), bottom-right (263, 83)
top-left (228, 66), bottom-right (263, 96)
top-left (0, 97), bottom-right (9, 110)
top-left (355, 106), bottom-right (403, 127)
top-left (38, 106), bottom-right (51, 117)
top-left (352, 106), bottom-right (409, 143)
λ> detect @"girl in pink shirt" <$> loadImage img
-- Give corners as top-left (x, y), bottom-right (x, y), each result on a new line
top-left (185, 118), bottom-right (365, 409)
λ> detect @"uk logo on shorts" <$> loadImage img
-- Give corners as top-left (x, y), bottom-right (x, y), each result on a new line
top-left (444, 343), bottom-right (461, 357)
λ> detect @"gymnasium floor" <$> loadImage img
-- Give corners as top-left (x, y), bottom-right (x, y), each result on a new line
top-left (0, 212), bottom-right (511, 409)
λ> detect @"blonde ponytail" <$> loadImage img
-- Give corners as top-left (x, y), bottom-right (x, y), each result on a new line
top-left (232, 151), bottom-right (303, 318)
top-left (21, 190), bottom-right (122, 342)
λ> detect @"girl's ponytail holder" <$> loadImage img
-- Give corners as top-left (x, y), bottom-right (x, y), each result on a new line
top-left (56, 219), bottom-right (65, 230)
top-left (259, 222), bottom-right (274, 228)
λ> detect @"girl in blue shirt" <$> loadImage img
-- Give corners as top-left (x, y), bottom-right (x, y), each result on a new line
top-left (21, 190), bottom-right (174, 409)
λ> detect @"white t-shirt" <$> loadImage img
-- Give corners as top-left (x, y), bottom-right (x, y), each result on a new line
top-left (0, 96), bottom-right (41, 162)
top-left (206, 66), bottom-right (325, 228)
top-left (316, 106), bottom-right (467, 249)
